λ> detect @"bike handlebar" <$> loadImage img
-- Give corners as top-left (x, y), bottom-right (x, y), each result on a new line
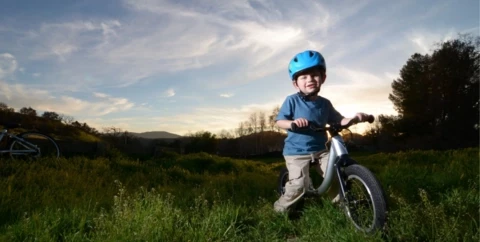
top-left (290, 115), bottom-right (375, 132)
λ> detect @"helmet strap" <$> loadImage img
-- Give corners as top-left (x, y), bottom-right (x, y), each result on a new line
top-left (297, 89), bottom-right (319, 100)
top-left (293, 80), bottom-right (319, 100)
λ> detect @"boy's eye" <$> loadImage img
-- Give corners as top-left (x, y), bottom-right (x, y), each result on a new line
top-left (299, 74), bottom-right (319, 80)
top-left (300, 75), bottom-right (310, 80)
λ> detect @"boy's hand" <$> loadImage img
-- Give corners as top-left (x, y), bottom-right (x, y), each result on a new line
top-left (293, 118), bottom-right (309, 127)
top-left (354, 112), bottom-right (370, 122)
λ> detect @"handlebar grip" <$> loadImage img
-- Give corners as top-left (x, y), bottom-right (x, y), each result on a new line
top-left (290, 122), bottom-right (298, 131)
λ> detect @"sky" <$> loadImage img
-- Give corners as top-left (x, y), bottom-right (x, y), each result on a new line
top-left (0, 0), bottom-right (478, 136)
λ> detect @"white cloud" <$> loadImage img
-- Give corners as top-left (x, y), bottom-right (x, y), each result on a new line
top-left (3, 0), bottom-right (372, 91)
top-left (94, 92), bottom-right (109, 98)
top-left (384, 72), bottom-right (399, 81)
top-left (407, 28), bottom-right (457, 54)
top-left (112, 0), bottom-right (335, 87)
top-left (220, 93), bottom-right (234, 98)
top-left (52, 43), bottom-right (78, 62)
top-left (330, 66), bottom-right (384, 85)
top-left (0, 53), bottom-right (17, 78)
top-left (29, 20), bottom-right (122, 61)
top-left (164, 88), bottom-right (175, 97)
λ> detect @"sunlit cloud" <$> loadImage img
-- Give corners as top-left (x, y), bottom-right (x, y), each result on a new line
top-left (80, 100), bottom-right (284, 135)
top-left (0, 80), bottom-right (135, 117)
top-left (322, 67), bottom-right (395, 118)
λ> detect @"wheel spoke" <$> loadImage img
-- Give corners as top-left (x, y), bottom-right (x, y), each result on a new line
top-left (343, 164), bottom-right (387, 234)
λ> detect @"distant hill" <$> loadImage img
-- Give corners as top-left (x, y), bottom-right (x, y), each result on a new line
top-left (129, 131), bottom-right (182, 139)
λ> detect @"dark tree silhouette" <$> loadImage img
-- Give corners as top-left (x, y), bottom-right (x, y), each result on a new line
top-left (185, 131), bottom-right (217, 154)
top-left (389, 34), bottom-right (479, 147)
top-left (19, 107), bottom-right (37, 116)
top-left (42, 111), bottom-right (61, 121)
top-left (0, 102), bottom-right (14, 112)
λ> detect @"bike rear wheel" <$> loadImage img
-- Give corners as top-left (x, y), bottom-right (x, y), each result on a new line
top-left (277, 167), bottom-right (289, 196)
top-left (9, 132), bottom-right (60, 160)
top-left (342, 164), bottom-right (387, 234)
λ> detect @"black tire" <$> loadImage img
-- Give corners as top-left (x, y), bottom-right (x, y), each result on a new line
top-left (342, 164), bottom-right (387, 234)
top-left (277, 167), bottom-right (289, 196)
top-left (9, 132), bottom-right (60, 160)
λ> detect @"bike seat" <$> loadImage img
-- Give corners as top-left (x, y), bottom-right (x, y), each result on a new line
top-left (1, 123), bottom-right (21, 129)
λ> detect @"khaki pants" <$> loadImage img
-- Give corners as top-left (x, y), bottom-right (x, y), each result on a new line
top-left (273, 150), bottom-right (341, 212)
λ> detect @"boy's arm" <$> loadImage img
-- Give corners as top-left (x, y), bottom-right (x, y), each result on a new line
top-left (276, 118), bottom-right (309, 130)
top-left (275, 96), bottom-right (311, 130)
top-left (276, 120), bottom-right (293, 130)
top-left (340, 112), bottom-right (371, 126)
top-left (275, 96), bottom-right (295, 130)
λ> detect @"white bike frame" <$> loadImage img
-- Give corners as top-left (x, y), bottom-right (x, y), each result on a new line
top-left (306, 135), bottom-right (350, 196)
top-left (0, 129), bottom-right (40, 155)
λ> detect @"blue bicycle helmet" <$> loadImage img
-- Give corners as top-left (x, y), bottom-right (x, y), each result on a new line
top-left (288, 50), bottom-right (326, 80)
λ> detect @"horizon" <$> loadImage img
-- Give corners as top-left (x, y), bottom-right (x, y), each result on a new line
top-left (0, 0), bottom-right (478, 136)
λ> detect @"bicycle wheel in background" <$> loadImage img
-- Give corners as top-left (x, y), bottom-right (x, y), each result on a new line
top-left (9, 132), bottom-right (60, 160)
top-left (341, 164), bottom-right (387, 234)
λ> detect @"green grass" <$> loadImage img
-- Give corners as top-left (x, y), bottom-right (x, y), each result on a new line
top-left (0, 148), bottom-right (478, 241)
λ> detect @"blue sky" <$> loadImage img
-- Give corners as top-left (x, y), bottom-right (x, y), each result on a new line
top-left (0, 0), bottom-right (478, 135)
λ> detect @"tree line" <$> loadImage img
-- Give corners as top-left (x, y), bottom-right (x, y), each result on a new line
top-left (364, 34), bottom-right (478, 150)
top-left (0, 103), bottom-right (101, 137)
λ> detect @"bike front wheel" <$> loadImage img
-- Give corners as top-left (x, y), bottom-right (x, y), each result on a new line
top-left (342, 164), bottom-right (387, 234)
top-left (9, 132), bottom-right (60, 160)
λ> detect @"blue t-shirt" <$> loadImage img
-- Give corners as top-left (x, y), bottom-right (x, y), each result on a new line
top-left (276, 93), bottom-right (344, 155)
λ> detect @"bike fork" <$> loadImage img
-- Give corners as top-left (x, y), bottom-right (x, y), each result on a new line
top-left (336, 164), bottom-right (348, 200)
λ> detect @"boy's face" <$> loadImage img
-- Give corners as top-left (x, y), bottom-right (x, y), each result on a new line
top-left (292, 69), bottom-right (326, 95)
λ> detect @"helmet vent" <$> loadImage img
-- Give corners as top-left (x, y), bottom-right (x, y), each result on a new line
top-left (309, 51), bottom-right (314, 57)
top-left (293, 57), bottom-right (298, 62)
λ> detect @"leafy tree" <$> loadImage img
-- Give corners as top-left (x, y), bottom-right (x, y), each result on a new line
top-left (389, 34), bottom-right (479, 146)
top-left (218, 129), bottom-right (234, 139)
top-left (19, 107), bottom-right (37, 116)
top-left (71, 121), bottom-right (82, 128)
top-left (0, 102), bottom-right (14, 112)
top-left (42, 111), bottom-right (61, 121)
top-left (185, 131), bottom-right (217, 154)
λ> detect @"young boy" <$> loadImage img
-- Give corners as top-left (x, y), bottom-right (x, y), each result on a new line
top-left (273, 50), bottom-right (370, 212)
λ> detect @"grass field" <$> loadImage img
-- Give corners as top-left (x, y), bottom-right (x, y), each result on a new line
top-left (0, 148), bottom-right (478, 241)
